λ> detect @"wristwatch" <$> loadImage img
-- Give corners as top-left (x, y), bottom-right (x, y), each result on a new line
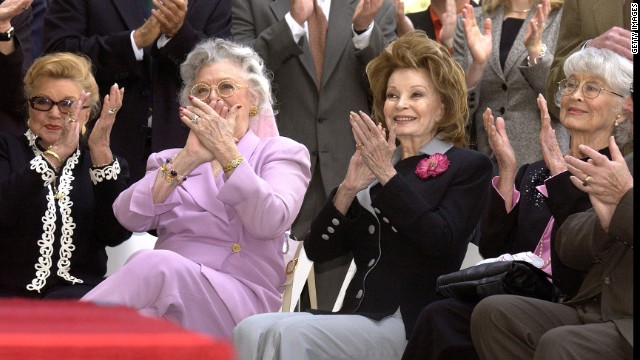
top-left (0, 27), bottom-right (14, 41)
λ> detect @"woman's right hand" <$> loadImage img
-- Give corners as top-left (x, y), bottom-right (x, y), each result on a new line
top-left (483, 108), bottom-right (516, 174)
top-left (462, 4), bottom-right (491, 66)
top-left (483, 107), bottom-right (516, 208)
top-left (48, 92), bottom-right (90, 163)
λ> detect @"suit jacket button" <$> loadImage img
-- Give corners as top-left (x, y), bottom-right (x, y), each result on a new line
top-left (502, 83), bottom-right (508, 91)
top-left (499, 107), bottom-right (505, 114)
top-left (356, 289), bottom-right (363, 299)
top-left (604, 276), bottom-right (611, 284)
top-left (368, 225), bottom-right (375, 234)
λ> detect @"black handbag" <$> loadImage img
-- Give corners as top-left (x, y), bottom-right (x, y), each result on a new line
top-left (436, 260), bottom-right (563, 302)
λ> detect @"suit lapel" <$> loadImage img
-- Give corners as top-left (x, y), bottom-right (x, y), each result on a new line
top-left (503, 9), bottom-right (536, 77)
top-left (269, 0), bottom-right (317, 86)
top-left (113, 0), bottom-right (145, 29)
top-left (487, 9), bottom-right (504, 80)
top-left (320, 0), bottom-right (357, 87)
top-left (269, 0), bottom-right (290, 21)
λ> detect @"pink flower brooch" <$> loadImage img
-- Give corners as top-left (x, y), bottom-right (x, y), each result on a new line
top-left (416, 153), bottom-right (450, 179)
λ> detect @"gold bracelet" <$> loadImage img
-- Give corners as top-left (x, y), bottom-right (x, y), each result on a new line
top-left (44, 150), bottom-right (63, 165)
top-left (91, 159), bottom-right (114, 168)
top-left (223, 156), bottom-right (244, 174)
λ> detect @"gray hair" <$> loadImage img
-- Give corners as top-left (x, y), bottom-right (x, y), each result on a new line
top-left (555, 47), bottom-right (633, 145)
top-left (178, 38), bottom-right (273, 112)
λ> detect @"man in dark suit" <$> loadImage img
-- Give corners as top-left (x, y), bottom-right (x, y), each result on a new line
top-left (0, 0), bottom-right (32, 136)
top-left (232, 0), bottom-right (396, 310)
top-left (43, 0), bottom-right (232, 182)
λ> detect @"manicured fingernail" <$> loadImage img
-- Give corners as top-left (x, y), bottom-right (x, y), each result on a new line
top-left (188, 95), bottom-right (194, 100)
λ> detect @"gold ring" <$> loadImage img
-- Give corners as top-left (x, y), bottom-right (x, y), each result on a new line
top-left (355, 143), bottom-right (363, 149)
top-left (582, 175), bottom-right (592, 187)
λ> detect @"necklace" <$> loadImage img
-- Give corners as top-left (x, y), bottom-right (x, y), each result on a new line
top-left (506, 4), bottom-right (531, 13)
top-left (537, 237), bottom-right (551, 268)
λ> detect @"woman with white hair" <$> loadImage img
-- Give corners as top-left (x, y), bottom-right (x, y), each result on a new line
top-left (403, 46), bottom-right (633, 360)
top-left (81, 38), bottom-right (312, 340)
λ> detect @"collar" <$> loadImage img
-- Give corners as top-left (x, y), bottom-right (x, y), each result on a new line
top-left (358, 134), bottom-right (454, 216)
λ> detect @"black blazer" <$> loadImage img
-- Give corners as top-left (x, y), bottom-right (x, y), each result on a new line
top-left (305, 147), bottom-right (493, 338)
top-left (0, 132), bottom-right (132, 297)
top-left (42, 0), bottom-right (232, 182)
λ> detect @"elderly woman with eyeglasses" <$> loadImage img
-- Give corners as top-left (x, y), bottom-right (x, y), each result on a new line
top-left (81, 38), bottom-right (312, 340)
top-left (0, 52), bottom-right (131, 299)
top-left (401, 47), bottom-right (632, 360)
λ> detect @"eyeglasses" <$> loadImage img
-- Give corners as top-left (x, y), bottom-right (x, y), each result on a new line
top-left (28, 96), bottom-right (88, 114)
top-left (558, 79), bottom-right (624, 99)
top-left (189, 80), bottom-right (245, 100)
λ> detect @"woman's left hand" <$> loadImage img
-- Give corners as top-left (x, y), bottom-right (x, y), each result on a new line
top-left (350, 111), bottom-right (397, 185)
top-left (537, 94), bottom-right (566, 175)
top-left (88, 83), bottom-right (124, 166)
top-left (524, 0), bottom-right (550, 61)
top-left (180, 97), bottom-right (242, 167)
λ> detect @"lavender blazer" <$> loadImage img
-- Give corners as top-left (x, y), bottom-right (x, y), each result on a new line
top-left (112, 130), bottom-right (311, 307)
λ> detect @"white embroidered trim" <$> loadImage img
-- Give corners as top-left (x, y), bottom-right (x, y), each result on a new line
top-left (90, 159), bottom-right (121, 185)
top-left (25, 129), bottom-right (84, 292)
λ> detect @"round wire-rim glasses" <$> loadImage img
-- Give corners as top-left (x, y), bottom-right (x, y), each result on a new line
top-left (558, 79), bottom-right (624, 99)
top-left (190, 80), bottom-right (246, 100)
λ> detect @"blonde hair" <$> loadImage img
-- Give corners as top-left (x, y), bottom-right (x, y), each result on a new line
top-left (23, 52), bottom-right (101, 119)
top-left (366, 31), bottom-right (469, 147)
top-left (482, 0), bottom-right (563, 14)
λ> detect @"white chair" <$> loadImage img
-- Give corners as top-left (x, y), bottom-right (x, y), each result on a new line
top-left (281, 242), bottom-right (482, 312)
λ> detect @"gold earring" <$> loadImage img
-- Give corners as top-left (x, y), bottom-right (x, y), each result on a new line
top-left (249, 106), bottom-right (259, 117)
top-left (82, 125), bottom-right (87, 135)
top-left (27, 119), bottom-right (30, 127)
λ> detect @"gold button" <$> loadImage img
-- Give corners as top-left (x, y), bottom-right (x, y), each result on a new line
top-left (232, 243), bottom-right (241, 253)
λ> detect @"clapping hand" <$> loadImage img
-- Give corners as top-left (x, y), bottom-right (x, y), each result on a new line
top-left (393, 0), bottom-right (415, 36)
top-left (537, 94), bottom-right (566, 175)
top-left (180, 97), bottom-right (240, 165)
top-left (439, 0), bottom-right (458, 50)
top-left (350, 110), bottom-right (397, 186)
top-left (565, 137), bottom-right (633, 231)
top-left (462, 3), bottom-right (491, 66)
top-left (88, 84), bottom-right (124, 165)
top-left (353, 0), bottom-right (383, 32)
top-left (483, 107), bottom-right (516, 206)
top-left (290, 0), bottom-right (314, 26)
top-left (152, 0), bottom-right (188, 38)
top-left (523, 0), bottom-right (550, 62)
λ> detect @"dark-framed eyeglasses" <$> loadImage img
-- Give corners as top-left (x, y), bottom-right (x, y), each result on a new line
top-left (558, 79), bottom-right (624, 99)
top-left (28, 96), bottom-right (88, 114)
top-left (189, 80), bottom-right (245, 100)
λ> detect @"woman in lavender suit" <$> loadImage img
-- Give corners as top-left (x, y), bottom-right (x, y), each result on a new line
top-left (82, 38), bottom-right (312, 340)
